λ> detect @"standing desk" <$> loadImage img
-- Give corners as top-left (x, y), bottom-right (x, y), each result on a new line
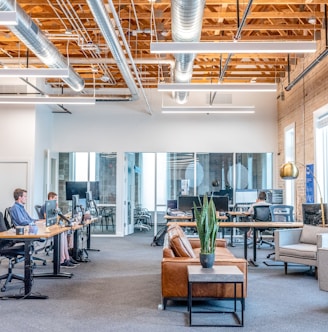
top-left (0, 221), bottom-right (71, 299)
top-left (167, 221), bottom-right (303, 266)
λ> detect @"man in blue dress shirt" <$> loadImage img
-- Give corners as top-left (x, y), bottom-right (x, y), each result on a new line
top-left (10, 188), bottom-right (38, 226)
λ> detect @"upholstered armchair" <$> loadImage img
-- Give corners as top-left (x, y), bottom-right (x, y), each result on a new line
top-left (274, 224), bottom-right (328, 275)
top-left (318, 248), bottom-right (328, 291)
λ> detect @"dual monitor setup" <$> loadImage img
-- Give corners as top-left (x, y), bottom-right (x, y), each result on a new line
top-left (44, 181), bottom-right (100, 228)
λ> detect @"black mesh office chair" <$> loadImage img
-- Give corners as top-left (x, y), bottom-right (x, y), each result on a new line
top-left (253, 205), bottom-right (274, 248)
top-left (0, 212), bottom-right (25, 292)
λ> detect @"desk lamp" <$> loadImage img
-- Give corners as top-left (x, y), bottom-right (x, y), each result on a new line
top-left (280, 161), bottom-right (325, 227)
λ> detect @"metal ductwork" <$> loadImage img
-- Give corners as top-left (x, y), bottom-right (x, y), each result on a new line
top-left (171, 0), bottom-right (205, 104)
top-left (0, 0), bottom-right (84, 92)
top-left (86, 0), bottom-right (139, 101)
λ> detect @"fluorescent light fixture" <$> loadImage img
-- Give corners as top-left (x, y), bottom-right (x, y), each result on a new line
top-left (158, 83), bottom-right (277, 92)
top-left (162, 106), bottom-right (255, 114)
top-left (0, 11), bottom-right (18, 25)
top-left (150, 41), bottom-right (317, 54)
top-left (0, 68), bottom-right (69, 78)
top-left (0, 96), bottom-right (96, 105)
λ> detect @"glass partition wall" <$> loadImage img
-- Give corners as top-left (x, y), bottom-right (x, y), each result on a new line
top-left (58, 152), bottom-right (273, 236)
top-left (58, 152), bottom-right (117, 235)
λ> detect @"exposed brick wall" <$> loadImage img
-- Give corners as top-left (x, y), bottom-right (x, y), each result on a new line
top-left (277, 34), bottom-right (328, 220)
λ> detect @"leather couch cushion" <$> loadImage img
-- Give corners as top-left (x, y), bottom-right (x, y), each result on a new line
top-left (166, 223), bottom-right (196, 258)
top-left (300, 224), bottom-right (328, 244)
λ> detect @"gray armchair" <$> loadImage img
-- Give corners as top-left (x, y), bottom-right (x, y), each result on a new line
top-left (274, 224), bottom-right (328, 275)
top-left (318, 248), bottom-right (328, 291)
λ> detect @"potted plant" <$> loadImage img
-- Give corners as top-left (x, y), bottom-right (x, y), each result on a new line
top-left (193, 194), bottom-right (218, 268)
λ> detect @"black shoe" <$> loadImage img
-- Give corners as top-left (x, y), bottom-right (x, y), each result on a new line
top-left (60, 259), bottom-right (76, 268)
top-left (69, 257), bottom-right (80, 265)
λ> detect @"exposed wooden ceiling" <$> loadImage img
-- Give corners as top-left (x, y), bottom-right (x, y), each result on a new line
top-left (0, 0), bottom-right (326, 97)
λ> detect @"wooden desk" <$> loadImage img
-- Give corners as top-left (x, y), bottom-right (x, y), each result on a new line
top-left (0, 221), bottom-right (70, 299)
top-left (167, 221), bottom-right (303, 266)
top-left (164, 213), bottom-right (228, 222)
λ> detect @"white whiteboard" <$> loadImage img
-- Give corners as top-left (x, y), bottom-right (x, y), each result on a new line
top-left (0, 162), bottom-right (28, 214)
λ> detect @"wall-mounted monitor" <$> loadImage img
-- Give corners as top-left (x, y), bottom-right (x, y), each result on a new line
top-left (302, 203), bottom-right (328, 225)
top-left (66, 181), bottom-right (87, 200)
top-left (45, 199), bottom-right (57, 227)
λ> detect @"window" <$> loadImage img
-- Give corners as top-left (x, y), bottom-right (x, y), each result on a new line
top-left (284, 124), bottom-right (296, 206)
top-left (315, 110), bottom-right (328, 203)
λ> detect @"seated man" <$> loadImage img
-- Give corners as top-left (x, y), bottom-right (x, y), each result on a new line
top-left (41, 192), bottom-right (79, 268)
top-left (10, 188), bottom-right (39, 227)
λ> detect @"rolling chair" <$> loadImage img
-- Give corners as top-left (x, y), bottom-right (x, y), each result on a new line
top-left (6, 207), bottom-right (47, 266)
top-left (253, 205), bottom-right (274, 248)
top-left (134, 206), bottom-right (151, 231)
top-left (0, 212), bottom-right (25, 292)
top-left (266, 205), bottom-right (294, 259)
top-left (269, 205), bottom-right (294, 222)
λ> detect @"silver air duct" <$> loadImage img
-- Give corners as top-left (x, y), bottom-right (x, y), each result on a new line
top-left (86, 0), bottom-right (139, 100)
top-left (171, 0), bottom-right (205, 104)
top-left (0, 0), bottom-right (84, 92)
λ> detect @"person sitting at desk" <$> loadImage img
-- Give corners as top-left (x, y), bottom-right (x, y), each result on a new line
top-left (10, 188), bottom-right (39, 226)
top-left (40, 192), bottom-right (79, 268)
top-left (247, 191), bottom-right (271, 238)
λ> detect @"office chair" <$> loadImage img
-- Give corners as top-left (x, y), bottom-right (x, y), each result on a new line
top-left (34, 205), bottom-right (44, 219)
top-left (266, 204), bottom-right (294, 259)
top-left (253, 205), bottom-right (274, 248)
top-left (6, 207), bottom-right (47, 266)
top-left (134, 206), bottom-right (151, 231)
top-left (100, 207), bottom-right (115, 232)
top-left (0, 212), bottom-right (25, 292)
top-left (269, 205), bottom-right (294, 222)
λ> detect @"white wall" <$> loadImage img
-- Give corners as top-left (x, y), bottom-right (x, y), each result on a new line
top-left (0, 105), bottom-right (36, 214)
top-left (51, 89), bottom-right (277, 153)
top-left (0, 89), bottom-right (278, 218)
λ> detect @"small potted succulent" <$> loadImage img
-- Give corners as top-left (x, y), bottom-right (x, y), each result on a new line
top-left (193, 194), bottom-right (218, 268)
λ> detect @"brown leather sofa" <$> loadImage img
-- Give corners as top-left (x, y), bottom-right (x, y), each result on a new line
top-left (161, 223), bottom-right (248, 309)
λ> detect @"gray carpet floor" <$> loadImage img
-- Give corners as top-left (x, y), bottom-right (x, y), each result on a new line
top-left (0, 231), bottom-right (327, 332)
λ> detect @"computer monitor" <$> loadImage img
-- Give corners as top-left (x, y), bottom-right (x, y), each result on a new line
top-left (86, 190), bottom-right (92, 202)
top-left (259, 189), bottom-right (284, 204)
top-left (45, 199), bottom-right (57, 227)
top-left (167, 199), bottom-right (178, 210)
top-left (235, 189), bottom-right (258, 204)
top-left (212, 196), bottom-right (229, 212)
top-left (212, 189), bottom-right (233, 202)
top-left (89, 181), bottom-right (100, 200)
top-left (178, 196), bottom-right (200, 212)
top-left (72, 194), bottom-right (80, 218)
top-left (65, 181), bottom-right (88, 200)
top-left (302, 203), bottom-right (328, 225)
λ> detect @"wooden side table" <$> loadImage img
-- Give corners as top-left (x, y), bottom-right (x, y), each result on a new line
top-left (187, 265), bottom-right (244, 327)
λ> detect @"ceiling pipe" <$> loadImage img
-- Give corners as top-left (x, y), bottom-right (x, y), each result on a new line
top-left (86, 0), bottom-right (139, 101)
top-left (0, 0), bottom-right (84, 92)
top-left (210, 0), bottom-right (253, 105)
top-left (285, 5), bottom-right (328, 92)
top-left (171, 0), bottom-right (205, 104)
